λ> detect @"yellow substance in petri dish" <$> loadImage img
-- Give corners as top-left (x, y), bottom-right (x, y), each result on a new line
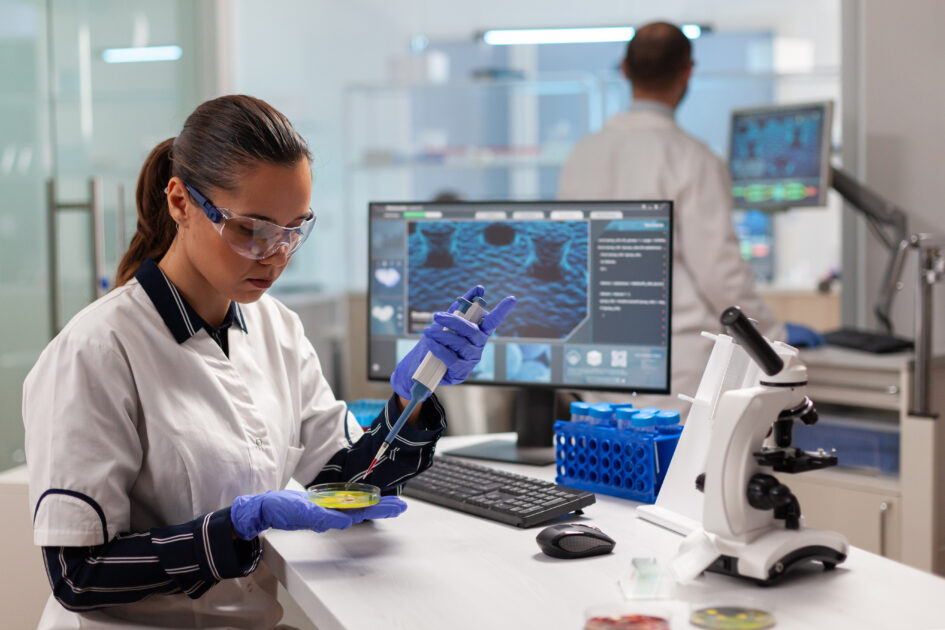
top-left (309, 490), bottom-right (378, 510)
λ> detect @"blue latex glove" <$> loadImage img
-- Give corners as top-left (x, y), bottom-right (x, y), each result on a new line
top-left (230, 490), bottom-right (354, 540)
top-left (391, 285), bottom-right (517, 400)
top-left (347, 495), bottom-right (409, 524)
top-left (785, 322), bottom-right (825, 348)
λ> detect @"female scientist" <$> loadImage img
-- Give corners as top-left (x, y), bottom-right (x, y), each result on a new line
top-left (23, 94), bottom-right (515, 629)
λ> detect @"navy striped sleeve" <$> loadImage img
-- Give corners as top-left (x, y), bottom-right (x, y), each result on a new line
top-left (150, 507), bottom-right (260, 597)
top-left (43, 536), bottom-right (179, 611)
top-left (312, 393), bottom-right (446, 492)
top-left (43, 507), bottom-right (260, 611)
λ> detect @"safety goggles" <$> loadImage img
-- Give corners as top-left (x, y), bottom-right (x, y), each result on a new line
top-left (182, 182), bottom-right (316, 260)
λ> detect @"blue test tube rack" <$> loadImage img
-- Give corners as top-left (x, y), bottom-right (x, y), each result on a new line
top-left (554, 413), bottom-right (683, 503)
top-left (346, 399), bottom-right (388, 428)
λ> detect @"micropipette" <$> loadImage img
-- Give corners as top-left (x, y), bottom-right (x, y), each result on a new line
top-left (363, 295), bottom-right (489, 479)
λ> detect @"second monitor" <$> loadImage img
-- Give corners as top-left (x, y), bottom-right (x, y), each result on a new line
top-left (368, 200), bottom-right (673, 463)
top-left (729, 101), bottom-right (833, 209)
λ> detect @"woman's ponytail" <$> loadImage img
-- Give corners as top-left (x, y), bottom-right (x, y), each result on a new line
top-left (115, 138), bottom-right (176, 285)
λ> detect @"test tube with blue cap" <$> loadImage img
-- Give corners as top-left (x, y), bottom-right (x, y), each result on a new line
top-left (630, 412), bottom-right (658, 431)
top-left (614, 406), bottom-right (638, 431)
top-left (588, 403), bottom-right (614, 427)
top-left (653, 410), bottom-right (683, 436)
top-left (654, 410), bottom-right (680, 426)
top-left (569, 401), bottom-right (591, 424)
top-left (363, 294), bottom-right (489, 479)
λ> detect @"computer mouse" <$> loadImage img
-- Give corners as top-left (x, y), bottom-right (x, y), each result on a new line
top-left (536, 523), bottom-right (616, 559)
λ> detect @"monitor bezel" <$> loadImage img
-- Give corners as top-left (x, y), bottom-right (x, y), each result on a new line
top-left (366, 199), bottom-right (674, 395)
top-left (728, 100), bottom-right (834, 210)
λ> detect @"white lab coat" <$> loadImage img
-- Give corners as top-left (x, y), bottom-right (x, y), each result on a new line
top-left (23, 279), bottom-right (360, 629)
top-left (558, 105), bottom-right (785, 412)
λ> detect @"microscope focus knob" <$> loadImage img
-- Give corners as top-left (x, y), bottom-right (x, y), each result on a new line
top-left (747, 473), bottom-right (802, 530)
top-left (768, 484), bottom-right (794, 508)
top-left (747, 474), bottom-right (781, 510)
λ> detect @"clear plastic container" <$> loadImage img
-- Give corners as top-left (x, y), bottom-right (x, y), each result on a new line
top-left (306, 483), bottom-right (380, 509)
top-left (570, 401), bottom-right (592, 424)
top-left (614, 406), bottom-right (639, 431)
top-left (588, 403), bottom-right (614, 426)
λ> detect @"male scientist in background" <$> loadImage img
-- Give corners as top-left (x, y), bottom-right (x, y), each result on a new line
top-left (558, 21), bottom-right (822, 412)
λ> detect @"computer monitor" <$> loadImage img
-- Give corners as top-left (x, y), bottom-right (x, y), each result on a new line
top-left (367, 200), bottom-right (673, 464)
top-left (729, 101), bottom-right (833, 209)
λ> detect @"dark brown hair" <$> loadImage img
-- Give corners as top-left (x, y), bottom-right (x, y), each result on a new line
top-left (623, 22), bottom-right (692, 92)
top-left (116, 94), bottom-right (312, 285)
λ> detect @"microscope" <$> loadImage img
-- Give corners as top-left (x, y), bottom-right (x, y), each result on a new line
top-left (671, 306), bottom-right (849, 586)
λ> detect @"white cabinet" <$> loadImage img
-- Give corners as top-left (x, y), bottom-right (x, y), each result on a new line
top-left (777, 468), bottom-right (901, 560)
top-left (782, 347), bottom-right (945, 574)
top-left (0, 466), bottom-right (50, 627)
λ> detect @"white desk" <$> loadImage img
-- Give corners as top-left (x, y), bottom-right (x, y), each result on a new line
top-left (264, 434), bottom-right (945, 630)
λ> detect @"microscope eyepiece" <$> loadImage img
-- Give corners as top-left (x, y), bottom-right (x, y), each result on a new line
top-left (720, 306), bottom-right (785, 376)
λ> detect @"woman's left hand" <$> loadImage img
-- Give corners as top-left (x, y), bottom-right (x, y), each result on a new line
top-left (390, 285), bottom-right (516, 400)
top-left (347, 495), bottom-right (409, 524)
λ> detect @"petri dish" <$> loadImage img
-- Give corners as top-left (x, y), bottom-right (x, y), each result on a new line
top-left (583, 602), bottom-right (673, 630)
top-left (687, 595), bottom-right (776, 630)
top-left (306, 482), bottom-right (380, 510)
top-left (689, 606), bottom-right (775, 630)
top-left (584, 614), bottom-right (670, 630)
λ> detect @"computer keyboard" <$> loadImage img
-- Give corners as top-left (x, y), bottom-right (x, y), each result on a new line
top-left (402, 456), bottom-right (596, 528)
top-left (823, 327), bottom-right (913, 354)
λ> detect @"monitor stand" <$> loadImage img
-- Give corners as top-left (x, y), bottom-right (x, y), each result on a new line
top-left (444, 388), bottom-right (557, 466)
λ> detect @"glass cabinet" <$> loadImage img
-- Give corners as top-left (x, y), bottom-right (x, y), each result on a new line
top-left (340, 76), bottom-right (601, 292)
top-left (0, 0), bottom-right (202, 471)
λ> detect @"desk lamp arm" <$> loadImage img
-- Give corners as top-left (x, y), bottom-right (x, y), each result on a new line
top-left (830, 166), bottom-right (910, 333)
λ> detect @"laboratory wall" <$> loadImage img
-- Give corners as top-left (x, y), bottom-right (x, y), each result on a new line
top-left (849, 0), bottom-right (945, 351)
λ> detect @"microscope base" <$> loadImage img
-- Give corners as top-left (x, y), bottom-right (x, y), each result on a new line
top-left (709, 528), bottom-right (848, 586)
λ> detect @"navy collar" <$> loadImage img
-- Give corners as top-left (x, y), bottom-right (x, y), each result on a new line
top-left (135, 258), bottom-right (247, 344)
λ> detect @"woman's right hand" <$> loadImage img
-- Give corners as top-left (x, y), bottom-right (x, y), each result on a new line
top-left (230, 490), bottom-right (407, 540)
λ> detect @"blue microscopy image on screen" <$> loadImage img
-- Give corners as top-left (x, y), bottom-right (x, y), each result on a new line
top-left (407, 221), bottom-right (588, 339)
top-left (506, 343), bottom-right (551, 383)
top-left (731, 109), bottom-right (824, 180)
top-left (396, 338), bottom-right (495, 381)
